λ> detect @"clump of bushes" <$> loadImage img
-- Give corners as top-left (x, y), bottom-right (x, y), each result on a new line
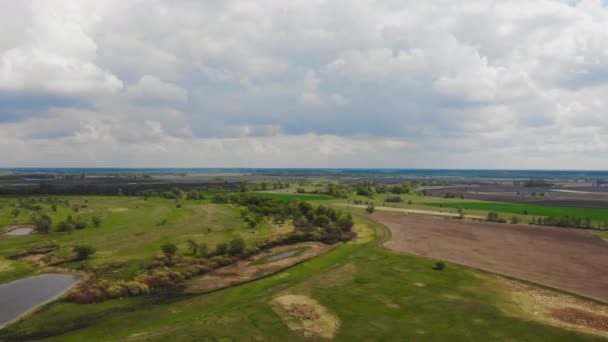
top-left (73, 245), bottom-right (95, 260)
top-left (433, 261), bottom-right (446, 271)
top-left (385, 196), bottom-right (403, 203)
top-left (69, 280), bottom-right (150, 304)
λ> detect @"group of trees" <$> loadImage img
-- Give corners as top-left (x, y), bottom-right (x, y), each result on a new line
top-left (532, 216), bottom-right (594, 229)
top-left (164, 237), bottom-right (247, 259)
top-left (522, 179), bottom-right (551, 187)
top-left (233, 194), bottom-right (355, 243)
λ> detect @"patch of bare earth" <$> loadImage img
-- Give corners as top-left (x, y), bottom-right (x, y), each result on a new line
top-left (379, 215), bottom-right (608, 303)
top-left (185, 242), bottom-right (334, 293)
top-left (498, 277), bottom-right (608, 337)
top-left (272, 294), bottom-right (340, 339)
top-left (551, 308), bottom-right (608, 332)
top-left (18, 254), bottom-right (51, 266)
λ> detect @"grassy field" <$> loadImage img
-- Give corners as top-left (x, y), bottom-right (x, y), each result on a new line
top-left (0, 215), bottom-right (604, 341)
top-left (252, 192), bottom-right (334, 201)
top-left (0, 196), bottom-right (291, 284)
top-left (425, 201), bottom-right (608, 222)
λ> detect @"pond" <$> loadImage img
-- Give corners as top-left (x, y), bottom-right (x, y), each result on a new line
top-left (0, 274), bottom-right (81, 328)
top-left (4, 227), bottom-right (34, 236)
top-left (266, 250), bottom-right (299, 263)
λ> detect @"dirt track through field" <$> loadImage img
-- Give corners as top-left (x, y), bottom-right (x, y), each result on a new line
top-left (336, 204), bottom-right (484, 219)
top-left (379, 215), bottom-right (608, 303)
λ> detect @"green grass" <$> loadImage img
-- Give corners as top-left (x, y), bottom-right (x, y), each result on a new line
top-left (0, 196), bottom-right (286, 283)
top-left (0, 217), bottom-right (603, 341)
top-left (252, 192), bottom-right (334, 201)
top-left (247, 246), bottom-right (309, 267)
top-left (425, 202), bottom-right (608, 222)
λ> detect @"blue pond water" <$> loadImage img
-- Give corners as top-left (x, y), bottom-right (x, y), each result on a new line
top-left (4, 227), bottom-right (34, 236)
top-left (0, 274), bottom-right (81, 327)
top-left (266, 251), bottom-right (299, 263)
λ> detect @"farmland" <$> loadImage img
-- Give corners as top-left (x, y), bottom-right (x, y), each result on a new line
top-left (1, 216), bottom-right (605, 341)
top-left (1, 172), bottom-right (608, 340)
top-left (380, 214), bottom-right (608, 303)
top-left (425, 201), bottom-right (608, 223)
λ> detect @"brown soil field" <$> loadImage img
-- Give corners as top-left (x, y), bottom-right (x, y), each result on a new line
top-left (379, 215), bottom-right (608, 303)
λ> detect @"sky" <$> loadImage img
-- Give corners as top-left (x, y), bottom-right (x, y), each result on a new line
top-left (1, 0), bottom-right (608, 169)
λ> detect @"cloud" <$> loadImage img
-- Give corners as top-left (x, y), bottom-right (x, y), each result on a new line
top-left (126, 75), bottom-right (188, 105)
top-left (0, 2), bottom-right (123, 96)
top-left (1, 0), bottom-right (608, 167)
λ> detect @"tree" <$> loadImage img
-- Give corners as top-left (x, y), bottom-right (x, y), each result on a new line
top-left (199, 242), bottom-right (208, 257)
top-left (56, 220), bottom-right (75, 233)
top-left (32, 213), bottom-right (52, 233)
top-left (487, 212), bottom-right (499, 222)
top-left (313, 214), bottom-right (331, 227)
top-left (74, 215), bottom-right (87, 229)
top-left (229, 238), bottom-right (246, 255)
top-left (456, 207), bottom-right (465, 219)
top-left (73, 245), bottom-right (95, 260)
top-left (187, 238), bottom-right (199, 255)
top-left (92, 216), bottom-right (102, 228)
top-left (336, 214), bottom-right (354, 232)
top-left (366, 202), bottom-right (375, 214)
top-left (161, 243), bottom-right (178, 257)
top-left (215, 242), bottom-right (228, 255)
top-left (11, 208), bottom-right (20, 218)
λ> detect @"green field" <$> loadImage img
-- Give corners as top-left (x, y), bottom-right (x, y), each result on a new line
top-left (425, 201), bottom-right (608, 222)
top-left (252, 192), bottom-right (334, 201)
top-left (0, 215), bottom-right (604, 341)
top-left (0, 196), bottom-right (291, 284)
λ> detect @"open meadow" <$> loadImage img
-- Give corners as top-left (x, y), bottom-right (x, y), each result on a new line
top-left (1, 177), bottom-right (608, 340)
top-left (1, 216), bottom-right (606, 340)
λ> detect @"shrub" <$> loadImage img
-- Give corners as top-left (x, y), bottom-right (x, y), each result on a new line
top-left (73, 245), bottom-right (95, 260)
top-left (385, 196), bottom-right (403, 203)
top-left (92, 216), bottom-right (102, 228)
top-left (32, 213), bottom-right (52, 233)
top-left (56, 221), bottom-right (75, 233)
top-left (487, 212), bottom-right (499, 222)
top-left (215, 242), bottom-right (228, 255)
top-left (161, 243), bottom-right (178, 257)
top-left (433, 261), bottom-right (446, 270)
top-left (126, 281), bottom-right (149, 296)
top-left (366, 203), bottom-right (375, 214)
top-left (229, 238), bottom-right (246, 255)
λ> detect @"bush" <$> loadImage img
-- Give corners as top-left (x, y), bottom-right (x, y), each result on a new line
top-left (433, 261), bottom-right (446, 270)
top-left (215, 242), bottom-right (228, 255)
top-left (32, 213), bottom-right (52, 233)
top-left (91, 216), bottom-right (102, 228)
top-left (73, 245), bottom-right (95, 260)
top-left (125, 281), bottom-right (149, 296)
top-left (487, 212), bottom-right (499, 222)
top-left (229, 238), bottom-right (246, 256)
top-left (161, 243), bottom-right (178, 257)
top-left (366, 203), bottom-right (375, 214)
top-left (385, 196), bottom-right (403, 203)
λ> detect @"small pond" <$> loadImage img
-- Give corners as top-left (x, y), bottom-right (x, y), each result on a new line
top-left (266, 250), bottom-right (299, 263)
top-left (4, 227), bottom-right (34, 236)
top-left (0, 274), bottom-right (81, 328)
